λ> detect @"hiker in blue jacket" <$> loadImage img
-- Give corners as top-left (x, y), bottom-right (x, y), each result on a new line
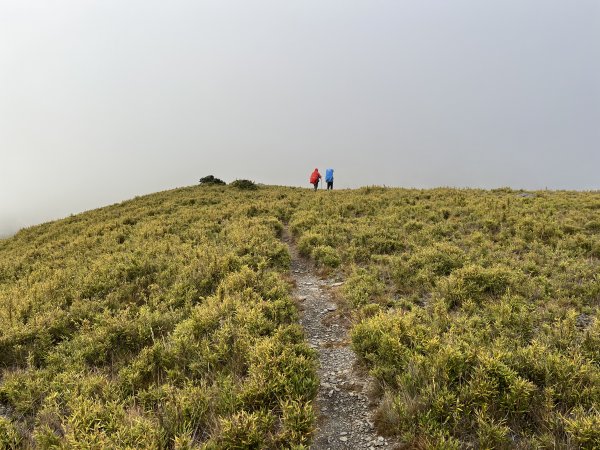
top-left (325, 168), bottom-right (334, 190)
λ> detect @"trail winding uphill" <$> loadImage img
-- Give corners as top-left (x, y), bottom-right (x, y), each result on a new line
top-left (283, 229), bottom-right (396, 450)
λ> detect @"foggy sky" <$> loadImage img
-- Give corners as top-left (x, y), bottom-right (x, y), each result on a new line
top-left (1, 0), bottom-right (599, 235)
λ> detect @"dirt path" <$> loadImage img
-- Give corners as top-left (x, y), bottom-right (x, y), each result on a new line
top-left (283, 229), bottom-right (395, 450)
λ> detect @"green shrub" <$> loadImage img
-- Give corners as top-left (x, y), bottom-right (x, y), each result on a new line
top-left (311, 245), bottom-right (341, 268)
top-left (230, 179), bottom-right (258, 190)
top-left (0, 417), bottom-right (21, 450)
top-left (441, 265), bottom-right (519, 308)
top-left (564, 409), bottom-right (600, 448)
top-left (584, 220), bottom-right (600, 232)
top-left (296, 232), bottom-right (324, 257)
top-left (277, 399), bottom-right (315, 446)
top-left (199, 175), bottom-right (226, 185)
top-left (214, 410), bottom-right (273, 449)
top-left (342, 268), bottom-right (385, 307)
top-left (408, 243), bottom-right (465, 276)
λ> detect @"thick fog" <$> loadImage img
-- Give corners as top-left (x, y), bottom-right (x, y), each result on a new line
top-left (1, 0), bottom-right (599, 235)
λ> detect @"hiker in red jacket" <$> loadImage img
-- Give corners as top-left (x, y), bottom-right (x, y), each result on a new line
top-left (309, 168), bottom-right (322, 191)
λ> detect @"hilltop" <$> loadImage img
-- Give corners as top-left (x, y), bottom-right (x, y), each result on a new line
top-left (0, 184), bottom-right (599, 449)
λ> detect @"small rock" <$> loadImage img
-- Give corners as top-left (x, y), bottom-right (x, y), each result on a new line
top-left (340, 436), bottom-right (348, 442)
top-left (577, 313), bottom-right (592, 328)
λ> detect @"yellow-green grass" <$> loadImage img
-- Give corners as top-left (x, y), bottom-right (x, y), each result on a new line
top-left (0, 186), bottom-right (316, 449)
top-left (1, 184), bottom-right (599, 448)
top-left (290, 187), bottom-right (600, 449)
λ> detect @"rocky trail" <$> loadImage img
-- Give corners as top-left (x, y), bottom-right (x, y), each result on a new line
top-left (283, 229), bottom-right (396, 450)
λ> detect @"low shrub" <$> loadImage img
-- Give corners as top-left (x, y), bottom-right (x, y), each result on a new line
top-left (342, 268), bottom-right (385, 307)
top-left (441, 265), bottom-right (519, 308)
top-left (311, 245), bottom-right (341, 268)
top-left (199, 175), bottom-right (226, 185)
top-left (563, 408), bottom-right (600, 448)
top-left (230, 179), bottom-right (258, 190)
top-left (0, 417), bottom-right (22, 450)
top-left (296, 232), bottom-right (324, 257)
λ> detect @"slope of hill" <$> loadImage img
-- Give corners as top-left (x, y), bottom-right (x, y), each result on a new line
top-left (0, 186), bottom-right (317, 449)
top-left (289, 187), bottom-right (600, 448)
top-left (1, 185), bottom-right (599, 449)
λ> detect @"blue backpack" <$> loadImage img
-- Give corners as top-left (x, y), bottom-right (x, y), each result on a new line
top-left (325, 168), bottom-right (334, 182)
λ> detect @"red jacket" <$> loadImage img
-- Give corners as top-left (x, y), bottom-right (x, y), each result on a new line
top-left (310, 169), bottom-right (321, 184)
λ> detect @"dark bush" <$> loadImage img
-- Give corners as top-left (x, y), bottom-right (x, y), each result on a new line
top-left (231, 179), bottom-right (258, 190)
top-left (199, 175), bottom-right (226, 185)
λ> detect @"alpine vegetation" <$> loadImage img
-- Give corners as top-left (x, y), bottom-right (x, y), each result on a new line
top-left (0, 186), bottom-right (317, 449)
top-left (290, 187), bottom-right (600, 449)
top-left (0, 185), bottom-right (598, 448)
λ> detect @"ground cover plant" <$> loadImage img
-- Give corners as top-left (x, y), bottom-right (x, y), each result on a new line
top-left (289, 187), bottom-right (600, 448)
top-left (0, 186), bottom-right (317, 449)
top-left (1, 184), bottom-right (599, 449)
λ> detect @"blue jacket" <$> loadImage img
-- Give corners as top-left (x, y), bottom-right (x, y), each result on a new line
top-left (325, 169), bottom-right (334, 182)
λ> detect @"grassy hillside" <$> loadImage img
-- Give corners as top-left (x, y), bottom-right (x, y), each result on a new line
top-left (1, 185), bottom-right (599, 449)
top-left (0, 186), bottom-right (317, 449)
top-left (290, 187), bottom-right (600, 448)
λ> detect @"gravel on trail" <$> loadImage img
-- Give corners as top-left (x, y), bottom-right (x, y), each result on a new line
top-left (283, 230), bottom-right (397, 450)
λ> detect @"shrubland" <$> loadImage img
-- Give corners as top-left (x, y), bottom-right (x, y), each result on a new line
top-left (0, 186), bottom-right (316, 449)
top-left (1, 184), bottom-right (598, 448)
top-left (289, 187), bottom-right (600, 449)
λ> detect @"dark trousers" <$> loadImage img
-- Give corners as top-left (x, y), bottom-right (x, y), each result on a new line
top-left (327, 181), bottom-right (333, 190)
top-left (313, 182), bottom-right (319, 191)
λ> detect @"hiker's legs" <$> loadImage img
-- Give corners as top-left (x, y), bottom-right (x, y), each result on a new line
top-left (313, 182), bottom-right (318, 191)
top-left (327, 181), bottom-right (333, 190)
